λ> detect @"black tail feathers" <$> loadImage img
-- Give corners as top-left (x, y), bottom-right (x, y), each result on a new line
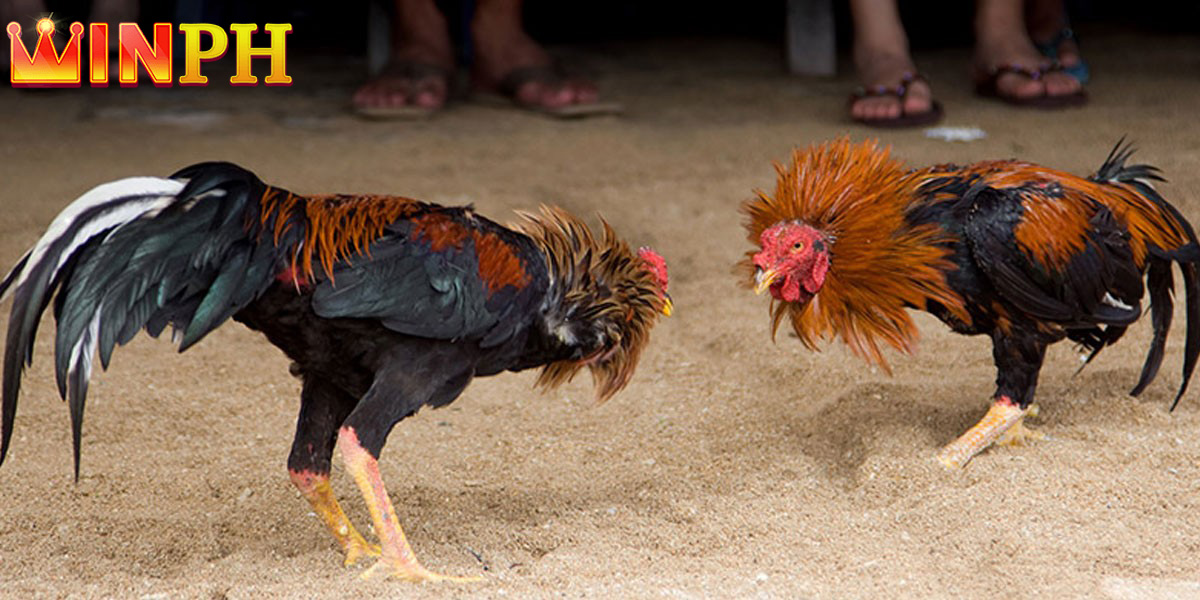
top-left (1, 163), bottom-right (283, 478)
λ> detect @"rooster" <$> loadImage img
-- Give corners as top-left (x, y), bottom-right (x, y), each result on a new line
top-left (744, 138), bottom-right (1198, 468)
top-left (0, 162), bottom-right (671, 581)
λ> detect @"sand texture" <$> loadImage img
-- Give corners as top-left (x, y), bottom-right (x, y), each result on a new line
top-left (1, 32), bottom-right (1199, 599)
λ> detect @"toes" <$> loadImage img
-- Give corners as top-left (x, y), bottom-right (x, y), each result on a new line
top-left (995, 71), bottom-right (1044, 100)
top-left (541, 85), bottom-right (574, 108)
top-left (850, 71), bottom-right (933, 122)
top-left (851, 96), bottom-right (902, 121)
top-left (573, 82), bottom-right (599, 104)
top-left (871, 100), bottom-right (901, 120)
top-left (386, 90), bottom-right (410, 108)
top-left (353, 83), bottom-right (411, 110)
top-left (353, 69), bottom-right (449, 112)
top-left (1050, 38), bottom-right (1082, 69)
top-left (511, 78), bottom-right (601, 110)
top-left (901, 84), bottom-right (933, 115)
top-left (1043, 71), bottom-right (1081, 97)
top-left (343, 540), bottom-right (382, 567)
top-left (413, 86), bottom-right (447, 109)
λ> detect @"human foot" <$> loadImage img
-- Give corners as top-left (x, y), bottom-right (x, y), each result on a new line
top-left (973, 53), bottom-right (1086, 107)
top-left (469, 3), bottom-right (619, 116)
top-left (354, 62), bottom-right (454, 118)
top-left (353, 0), bottom-right (455, 118)
top-left (849, 50), bottom-right (941, 127)
top-left (974, 0), bottom-right (1085, 106)
top-left (1025, 0), bottom-right (1086, 75)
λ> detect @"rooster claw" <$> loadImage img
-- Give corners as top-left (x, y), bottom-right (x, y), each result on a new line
top-left (342, 538), bottom-right (381, 567)
top-left (996, 419), bottom-right (1045, 447)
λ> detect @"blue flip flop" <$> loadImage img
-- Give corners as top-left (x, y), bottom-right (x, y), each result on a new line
top-left (1034, 27), bottom-right (1090, 84)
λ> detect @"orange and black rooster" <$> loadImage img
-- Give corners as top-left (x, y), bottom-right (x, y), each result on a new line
top-left (0, 162), bottom-right (671, 581)
top-left (744, 138), bottom-right (1198, 468)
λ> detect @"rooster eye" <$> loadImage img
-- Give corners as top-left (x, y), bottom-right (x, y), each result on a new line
top-left (791, 241), bottom-right (805, 252)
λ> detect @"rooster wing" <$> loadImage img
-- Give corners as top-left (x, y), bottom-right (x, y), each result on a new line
top-left (309, 213), bottom-right (546, 348)
top-left (962, 184), bottom-right (1145, 329)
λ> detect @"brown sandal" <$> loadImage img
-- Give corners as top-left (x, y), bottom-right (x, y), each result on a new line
top-left (848, 72), bottom-right (944, 129)
top-left (974, 63), bottom-right (1087, 109)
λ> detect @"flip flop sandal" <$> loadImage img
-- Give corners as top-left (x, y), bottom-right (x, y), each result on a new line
top-left (975, 63), bottom-right (1088, 109)
top-left (353, 62), bottom-right (453, 120)
top-left (476, 64), bottom-right (623, 119)
top-left (848, 72), bottom-right (944, 129)
top-left (1034, 26), bottom-right (1090, 84)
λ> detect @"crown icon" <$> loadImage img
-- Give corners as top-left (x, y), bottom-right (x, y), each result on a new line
top-left (8, 18), bottom-right (85, 87)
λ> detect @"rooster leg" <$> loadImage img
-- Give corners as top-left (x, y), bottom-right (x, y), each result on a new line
top-left (337, 426), bottom-right (479, 583)
top-left (289, 469), bottom-right (380, 566)
top-left (937, 396), bottom-right (1030, 468)
top-left (288, 378), bottom-right (377, 566)
top-left (939, 334), bottom-right (1050, 468)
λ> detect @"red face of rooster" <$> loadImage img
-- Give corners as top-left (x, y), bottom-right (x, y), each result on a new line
top-left (638, 247), bottom-right (673, 316)
top-left (752, 222), bottom-right (830, 304)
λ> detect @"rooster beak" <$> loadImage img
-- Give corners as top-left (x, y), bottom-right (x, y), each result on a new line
top-left (661, 293), bottom-right (674, 317)
top-left (754, 267), bottom-right (780, 295)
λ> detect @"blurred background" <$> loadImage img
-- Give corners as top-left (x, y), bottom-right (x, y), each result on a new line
top-left (24, 0), bottom-right (1200, 71)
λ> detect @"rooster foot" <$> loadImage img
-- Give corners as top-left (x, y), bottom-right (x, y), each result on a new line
top-left (996, 419), bottom-right (1045, 447)
top-left (937, 399), bottom-right (1031, 469)
top-left (359, 557), bottom-right (482, 583)
top-left (341, 537), bottom-right (381, 567)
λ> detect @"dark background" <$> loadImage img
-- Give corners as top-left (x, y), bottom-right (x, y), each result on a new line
top-left (38, 0), bottom-right (1200, 59)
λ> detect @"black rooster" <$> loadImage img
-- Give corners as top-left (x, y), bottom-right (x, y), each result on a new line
top-left (0, 162), bottom-right (671, 581)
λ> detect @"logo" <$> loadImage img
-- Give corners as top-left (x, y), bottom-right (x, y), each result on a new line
top-left (7, 17), bottom-right (292, 87)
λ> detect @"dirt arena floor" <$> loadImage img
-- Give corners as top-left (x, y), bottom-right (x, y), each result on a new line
top-left (2, 28), bottom-right (1200, 599)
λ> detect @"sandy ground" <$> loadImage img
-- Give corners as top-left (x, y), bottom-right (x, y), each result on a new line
top-left (2, 30), bottom-right (1200, 600)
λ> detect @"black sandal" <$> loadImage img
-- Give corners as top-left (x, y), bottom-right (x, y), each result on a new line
top-left (848, 72), bottom-right (944, 129)
top-left (974, 63), bottom-right (1088, 109)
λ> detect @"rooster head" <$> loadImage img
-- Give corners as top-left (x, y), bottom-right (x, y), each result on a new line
top-left (752, 221), bottom-right (830, 305)
top-left (518, 208), bottom-right (671, 402)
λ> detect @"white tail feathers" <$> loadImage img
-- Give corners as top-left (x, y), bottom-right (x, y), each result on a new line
top-left (3, 177), bottom-right (185, 301)
top-left (68, 304), bottom-right (102, 386)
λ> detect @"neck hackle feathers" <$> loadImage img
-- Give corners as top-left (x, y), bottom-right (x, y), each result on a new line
top-left (515, 207), bottom-right (669, 401)
top-left (741, 138), bottom-right (967, 371)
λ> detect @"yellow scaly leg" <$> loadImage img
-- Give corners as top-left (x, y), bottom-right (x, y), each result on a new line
top-left (289, 469), bottom-right (380, 566)
top-left (336, 426), bottom-right (481, 583)
top-left (938, 398), bottom-right (1036, 469)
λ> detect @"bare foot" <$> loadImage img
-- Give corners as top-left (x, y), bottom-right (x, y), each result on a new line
top-left (850, 49), bottom-right (935, 123)
top-left (353, 0), bottom-right (455, 116)
top-left (974, 0), bottom-right (1082, 101)
top-left (847, 0), bottom-right (937, 125)
top-left (1025, 0), bottom-right (1088, 83)
top-left (469, 2), bottom-right (599, 110)
top-left (1028, 27), bottom-right (1082, 72)
top-left (974, 38), bottom-right (1081, 101)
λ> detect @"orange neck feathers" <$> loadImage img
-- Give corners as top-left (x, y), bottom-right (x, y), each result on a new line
top-left (260, 187), bottom-right (426, 281)
top-left (742, 138), bottom-right (967, 371)
top-left (260, 189), bottom-right (533, 296)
